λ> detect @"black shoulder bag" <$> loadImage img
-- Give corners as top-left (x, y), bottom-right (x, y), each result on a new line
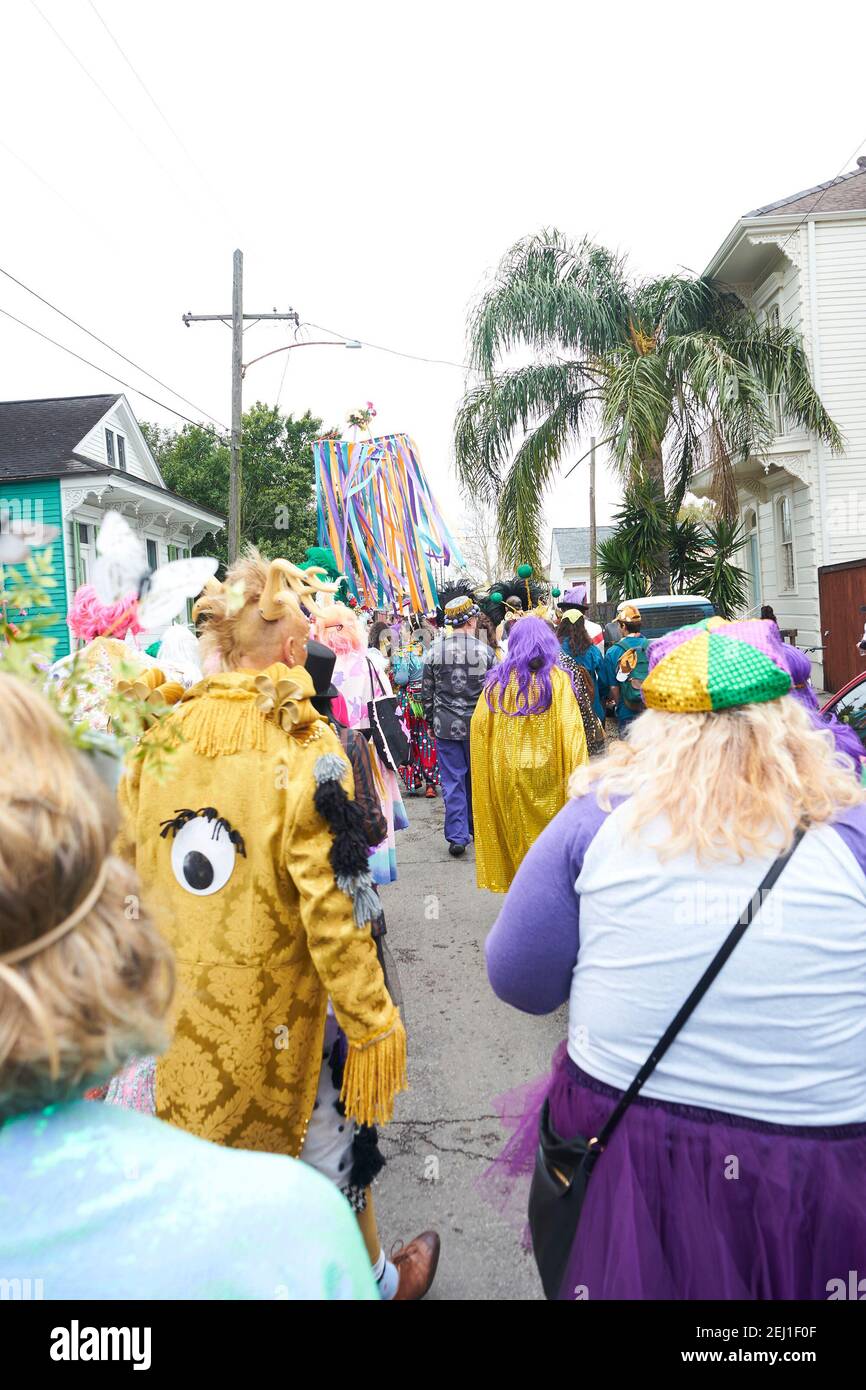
top-left (366, 657), bottom-right (410, 773)
top-left (528, 828), bottom-right (805, 1300)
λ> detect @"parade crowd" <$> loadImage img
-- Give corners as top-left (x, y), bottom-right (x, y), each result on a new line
top-left (1, 553), bottom-right (865, 1302)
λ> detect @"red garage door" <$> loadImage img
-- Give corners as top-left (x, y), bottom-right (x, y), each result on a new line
top-left (818, 558), bottom-right (866, 692)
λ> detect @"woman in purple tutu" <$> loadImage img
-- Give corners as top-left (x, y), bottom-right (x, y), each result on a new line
top-left (485, 618), bottom-right (866, 1300)
top-left (775, 638), bottom-right (865, 772)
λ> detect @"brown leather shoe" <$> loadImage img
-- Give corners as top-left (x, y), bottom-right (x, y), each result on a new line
top-left (390, 1230), bottom-right (441, 1300)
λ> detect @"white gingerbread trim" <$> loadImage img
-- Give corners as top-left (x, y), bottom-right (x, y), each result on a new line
top-left (746, 229), bottom-right (804, 272)
top-left (762, 452), bottom-right (811, 486)
top-left (60, 482), bottom-right (114, 518)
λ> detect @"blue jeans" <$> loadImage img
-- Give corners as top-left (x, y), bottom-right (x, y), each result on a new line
top-left (437, 737), bottom-right (473, 845)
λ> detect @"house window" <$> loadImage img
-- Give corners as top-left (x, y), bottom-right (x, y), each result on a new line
top-left (743, 507), bottom-right (761, 611)
top-left (146, 539), bottom-right (159, 571)
top-left (75, 521), bottom-right (93, 584)
top-left (105, 429), bottom-right (115, 466)
top-left (169, 543), bottom-right (194, 622)
top-left (775, 493), bottom-right (796, 594)
top-left (117, 436), bottom-right (127, 471)
top-left (764, 302), bottom-right (785, 435)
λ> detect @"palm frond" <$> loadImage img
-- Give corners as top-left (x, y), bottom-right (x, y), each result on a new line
top-left (600, 349), bottom-right (672, 472)
top-left (496, 396), bottom-right (585, 568)
top-left (454, 361), bottom-right (597, 504)
top-left (692, 518), bottom-right (750, 618)
top-left (669, 515), bottom-right (705, 593)
top-left (732, 320), bottom-right (844, 452)
top-left (705, 421), bottom-right (739, 522)
top-left (664, 331), bottom-right (776, 468)
top-left (665, 396), bottom-right (705, 509)
top-left (468, 232), bottom-right (631, 372)
top-left (632, 274), bottom-right (714, 340)
top-left (596, 534), bottom-right (650, 604)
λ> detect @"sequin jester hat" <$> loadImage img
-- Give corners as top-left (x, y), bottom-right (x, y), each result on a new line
top-left (642, 617), bottom-right (792, 713)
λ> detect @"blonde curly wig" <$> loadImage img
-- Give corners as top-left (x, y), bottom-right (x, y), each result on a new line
top-left (193, 547), bottom-right (335, 672)
top-left (569, 698), bottom-right (865, 863)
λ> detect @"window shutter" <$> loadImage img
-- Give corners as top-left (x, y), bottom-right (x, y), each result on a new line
top-left (71, 519), bottom-right (83, 588)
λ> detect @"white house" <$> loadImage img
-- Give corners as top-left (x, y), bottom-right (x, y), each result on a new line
top-left (0, 393), bottom-right (223, 656)
top-left (690, 158), bottom-right (866, 688)
top-left (548, 526), bottom-right (615, 599)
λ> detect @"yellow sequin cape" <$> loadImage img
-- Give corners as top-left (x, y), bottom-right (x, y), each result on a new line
top-left (470, 666), bottom-right (588, 893)
top-left (116, 662), bottom-right (406, 1156)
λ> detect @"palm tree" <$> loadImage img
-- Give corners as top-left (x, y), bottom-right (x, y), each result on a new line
top-left (454, 232), bottom-right (841, 589)
top-left (597, 473), bottom-right (750, 617)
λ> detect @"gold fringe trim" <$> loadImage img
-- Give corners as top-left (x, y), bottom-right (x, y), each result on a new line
top-left (340, 1013), bottom-right (408, 1127)
top-left (182, 694), bottom-right (268, 756)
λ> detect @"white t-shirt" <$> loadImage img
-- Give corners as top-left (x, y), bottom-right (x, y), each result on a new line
top-left (568, 802), bottom-right (866, 1124)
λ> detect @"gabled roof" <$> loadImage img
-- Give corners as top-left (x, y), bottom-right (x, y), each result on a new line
top-left (0, 394), bottom-right (120, 479)
top-left (551, 526), bottom-right (615, 566)
top-left (745, 162), bottom-right (866, 218)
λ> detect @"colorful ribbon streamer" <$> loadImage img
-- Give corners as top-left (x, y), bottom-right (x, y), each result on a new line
top-left (312, 433), bottom-right (463, 612)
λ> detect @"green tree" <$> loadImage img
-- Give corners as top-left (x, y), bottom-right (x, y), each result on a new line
top-left (141, 405), bottom-right (327, 570)
top-left (597, 474), bottom-right (749, 618)
top-left (454, 232), bottom-right (841, 589)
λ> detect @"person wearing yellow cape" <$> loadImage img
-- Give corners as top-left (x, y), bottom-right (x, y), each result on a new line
top-left (471, 616), bottom-right (588, 893)
top-left (116, 549), bottom-right (439, 1300)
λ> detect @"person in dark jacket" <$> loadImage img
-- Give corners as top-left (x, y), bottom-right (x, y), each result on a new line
top-left (421, 596), bottom-right (494, 856)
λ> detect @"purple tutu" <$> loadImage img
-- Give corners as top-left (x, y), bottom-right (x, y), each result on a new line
top-left (484, 1042), bottom-right (866, 1300)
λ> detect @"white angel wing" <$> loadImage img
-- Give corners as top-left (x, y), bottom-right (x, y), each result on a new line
top-left (137, 556), bottom-right (218, 629)
top-left (91, 511), bottom-right (149, 603)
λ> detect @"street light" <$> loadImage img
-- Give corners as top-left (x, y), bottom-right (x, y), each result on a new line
top-left (242, 337), bottom-right (361, 378)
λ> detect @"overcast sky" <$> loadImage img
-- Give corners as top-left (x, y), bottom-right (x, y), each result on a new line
top-left (3, 0), bottom-right (865, 567)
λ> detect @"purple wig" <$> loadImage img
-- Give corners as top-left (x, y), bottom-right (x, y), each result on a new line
top-left (775, 640), bottom-right (865, 768)
top-left (484, 616), bottom-right (561, 716)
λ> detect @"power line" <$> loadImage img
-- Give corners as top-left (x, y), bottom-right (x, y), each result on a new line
top-left (0, 302), bottom-right (227, 437)
top-left (306, 320), bottom-right (476, 373)
top-left (0, 136), bottom-right (90, 226)
top-left (774, 133), bottom-right (866, 257)
top-left (0, 265), bottom-right (226, 428)
top-left (30, 0), bottom-right (201, 215)
top-left (86, 1), bottom-right (221, 204)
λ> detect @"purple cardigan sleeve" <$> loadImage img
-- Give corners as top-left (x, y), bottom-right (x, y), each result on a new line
top-left (829, 801), bottom-right (866, 873)
top-left (485, 792), bottom-right (609, 1015)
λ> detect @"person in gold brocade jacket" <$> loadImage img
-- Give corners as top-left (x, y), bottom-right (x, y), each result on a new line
top-left (117, 549), bottom-right (439, 1301)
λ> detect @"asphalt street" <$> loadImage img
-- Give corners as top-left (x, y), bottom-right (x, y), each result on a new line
top-left (374, 790), bottom-right (563, 1300)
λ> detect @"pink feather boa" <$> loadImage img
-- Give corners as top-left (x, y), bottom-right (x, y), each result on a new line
top-left (68, 584), bottom-right (143, 642)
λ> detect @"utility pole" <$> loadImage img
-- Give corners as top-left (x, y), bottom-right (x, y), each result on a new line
top-left (230, 250), bottom-right (243, 563)
top-left (589, 434), bottom-right (598, 609)
top-left (183, 250), bottom-right (299, 562)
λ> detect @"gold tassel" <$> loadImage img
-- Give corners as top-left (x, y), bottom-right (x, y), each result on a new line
top-left (182, 694), bottom-right (268, 757)
top-left (340, 1014), bottom-right (408, 1126)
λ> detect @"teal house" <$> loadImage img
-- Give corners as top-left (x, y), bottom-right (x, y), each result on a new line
top-left (0, 394), bottom-right (223, 657)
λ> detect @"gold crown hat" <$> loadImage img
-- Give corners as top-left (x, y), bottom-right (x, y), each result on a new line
top-left (444, 595), bottom-right (479, 627)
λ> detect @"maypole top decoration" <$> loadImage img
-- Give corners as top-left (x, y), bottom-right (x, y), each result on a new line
top-left (312, 406), bottom-right (462, 612)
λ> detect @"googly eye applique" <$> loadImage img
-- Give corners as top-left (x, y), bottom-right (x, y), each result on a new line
top-left (159, 807), bottom-right (246, 897)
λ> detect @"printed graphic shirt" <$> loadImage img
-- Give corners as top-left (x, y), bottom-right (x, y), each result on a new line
top-left (421, 630), bottom-right (495, 741)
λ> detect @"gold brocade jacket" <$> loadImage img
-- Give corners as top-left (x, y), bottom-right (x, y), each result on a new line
top-left (470, 666), bottom-right (588, 893)
top-left (117, 663), bottom-right (400, 1156)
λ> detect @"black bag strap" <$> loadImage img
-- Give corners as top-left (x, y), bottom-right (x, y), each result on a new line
top-left (366, 656), bottom-right (387, 700)
top-left (590, 826), bottom-right (806, 1157)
